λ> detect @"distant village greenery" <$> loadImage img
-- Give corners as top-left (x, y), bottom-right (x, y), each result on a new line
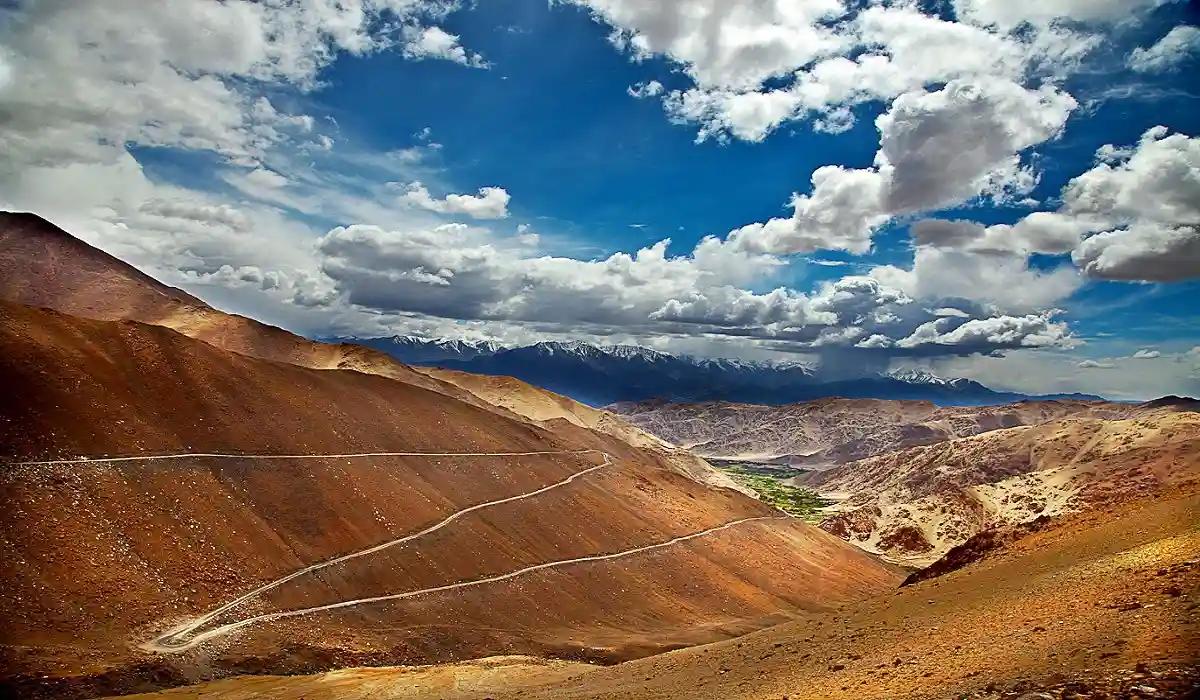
top-left (713, 463), bottom-right (833, 522)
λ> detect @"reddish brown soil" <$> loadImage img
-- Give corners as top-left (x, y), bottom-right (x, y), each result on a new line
top-left (522, 487), bottom-right (1198, 700)
top-left (0, 302), bottom-right (902, 699)
top-left (0, 212), bottom-right (492, 408)
top-left (0, 212), bottom-right (208, 318)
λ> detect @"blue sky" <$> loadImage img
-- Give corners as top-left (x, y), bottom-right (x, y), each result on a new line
top-left (1, 0), bottom-right (1198, 399)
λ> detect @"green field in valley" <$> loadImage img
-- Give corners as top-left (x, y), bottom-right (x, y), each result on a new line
top-left (714, 463), bottom-right (833, 522)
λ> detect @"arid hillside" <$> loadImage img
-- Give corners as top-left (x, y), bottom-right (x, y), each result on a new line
top-left (100, 485), bottom-right (1200, 700)
top-left (0, 301), bottom-right (902, 699)
top-left (802, 410), bottom-right (1200, 566)
top-left (0, 213), bottom-right (210, 320)
top-left (610, 398), bottom-right (1138, 465)
top-left (418, 368), bottom-right (667, 449)
top-left (0, 212), bottom-right (475, 397)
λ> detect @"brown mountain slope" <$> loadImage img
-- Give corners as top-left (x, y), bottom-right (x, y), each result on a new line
top-left (0, 301), bottom-right (902, 699)
top-left (0, 211), bottom-right (209, 317)
top-left (802, 412), bottom-right (1200, 566)
top-left (610, 398), bottom-right (1138, 465)
top-left (0, 212), bottom-right (462, 395)
top-left (102, 484), bottom-right (1200, 700)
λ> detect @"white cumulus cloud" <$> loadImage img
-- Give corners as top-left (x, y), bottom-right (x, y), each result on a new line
top-left (894, 313), bottom-right (1072, 351)
top-left (723, 78), bottom-right (1075, 255)
top-left (1073, 223), bottom-right (1200, 283)
top-left (304, 222), bottom-right (1073, 355)
top-left (562, 0), bottom-right (847, 92)
top-left (1128, 25), bottom-right (1200, 72)
top-left (906, 126), bottom-right (1200, 284)
top-left (869, 246), bottom-right (1081, 314)
top-left (0, 0), bottom-right (475, 171)
top-left (401, 26), bottom-right (487, 68)
top-left (876, 79), bottom-right (1075, 213)
top-left (953, 0), bottom-right (1168, 29)
top-left (402, 182), bottom-right (512, 220)
top-left (628, 80), bottom-right (664, 98)
top-left (570, 0), bottom-right (1096, 143)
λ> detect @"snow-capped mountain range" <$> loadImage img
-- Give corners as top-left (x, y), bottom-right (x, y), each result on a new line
top-left (884, 368), bottom-right (974, 388)
top-left (350, 335), bottom-right (503, 364)
top-left (323, 335), bottom-right (1101, 407)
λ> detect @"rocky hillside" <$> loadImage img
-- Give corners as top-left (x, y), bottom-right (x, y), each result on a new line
top-left (801, 410), bottom-right (1200, 566)
top-left (610, 398), bottom-right (1136, 465)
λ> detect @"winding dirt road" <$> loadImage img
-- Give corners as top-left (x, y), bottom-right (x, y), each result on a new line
top-left (17, 449), bottom-right (788, 656)
top-left (12, 450), bottom-right (604, 467)
top-left (145, 514), bottom-right (787, 653)
top-left (138, 451), bottom-right (610, 651)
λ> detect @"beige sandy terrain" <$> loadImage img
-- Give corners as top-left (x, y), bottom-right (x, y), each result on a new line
top-left (806, 410), bottom-right (1200, 566)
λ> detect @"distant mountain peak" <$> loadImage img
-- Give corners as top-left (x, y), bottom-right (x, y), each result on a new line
top-left (693, 356), bottom-right (815, 373)
top-left (529, 340), bottom-right (603, 357)
top-left (378, 335), bottom-right (499, 351)
top-left (886, 368), bottom-right (968, 387)
top-left (604, 344), bottom-right (672, 361)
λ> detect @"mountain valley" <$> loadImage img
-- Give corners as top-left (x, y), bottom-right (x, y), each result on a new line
top-left (614, 397), bottom-right (1200, 565)
top-left (610, 397), bottom-right (1140, 464)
